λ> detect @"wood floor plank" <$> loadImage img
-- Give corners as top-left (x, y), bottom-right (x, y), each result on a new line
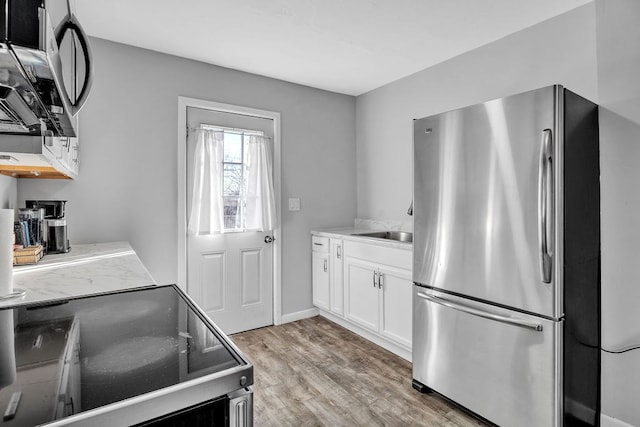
top-left (232, 316), bottom-right (488, 426)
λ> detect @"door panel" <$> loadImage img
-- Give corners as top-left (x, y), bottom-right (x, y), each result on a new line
top-left (240, 249), bottom-right (262, 305)
top-left (198, 251), bottom-right (225, 312)
top-left (344, 259), bottom-right (379, 331)
top-left (379, 268), bottom-right (412, 348)
top-left (312, 251), bottom-right (330, 311)
top-left (413, 287), bottom-right (561, 427)
top-left (413, 85), bottom-right (559, 317)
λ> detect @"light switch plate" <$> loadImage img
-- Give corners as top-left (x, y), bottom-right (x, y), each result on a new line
top-left (288, 198), bottom-right (301, 211)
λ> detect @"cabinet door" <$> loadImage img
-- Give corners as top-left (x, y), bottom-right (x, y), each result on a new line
top-left (330, 239), bottom-right (344, 315)
top-left (379, 266), bottom-right (412, 349)
top-left (312, 251), bottom-right (330, 311)
top-left (344, 257), bottom-right (379, 332)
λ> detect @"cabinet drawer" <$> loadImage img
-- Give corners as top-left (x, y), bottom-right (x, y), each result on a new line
top-left (344, 240), bottom-right (411, 270)
top-left (311, 236), bottom-right (329, 252)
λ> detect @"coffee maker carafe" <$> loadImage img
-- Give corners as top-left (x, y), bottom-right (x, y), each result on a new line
top-left (25, 200), bottom-right (70, 253)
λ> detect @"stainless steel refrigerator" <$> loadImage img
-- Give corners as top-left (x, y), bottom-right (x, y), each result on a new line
top-left (412, 85), bottom-right (600, 427)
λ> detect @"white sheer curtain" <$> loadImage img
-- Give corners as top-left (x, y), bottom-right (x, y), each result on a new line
top-left (188, 129), bottom-right (225, 235)
top-left (242, 135), bottom-right (277, 231)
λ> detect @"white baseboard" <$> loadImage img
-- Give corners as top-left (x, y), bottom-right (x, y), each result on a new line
top-left (278, 307), bottom-right (319, 325)
top-left (601, 414), bottom-right (634, 427)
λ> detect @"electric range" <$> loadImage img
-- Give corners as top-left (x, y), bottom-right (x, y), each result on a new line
top-left (0, 285), bottom-right (253, 426)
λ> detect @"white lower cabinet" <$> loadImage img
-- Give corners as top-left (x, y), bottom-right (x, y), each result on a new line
top-left (344, 258), bottom-right (380, 331)
top-left (329, 239), bottom-right (344, 315)
top-left (344, 252), bottom-right (412, 350)
top-left (378, 265), bottom-right (412, 348)
top-left (312, 237), bottom-right (331, 311)
top-left (312, 233), bottom-right (412, 360)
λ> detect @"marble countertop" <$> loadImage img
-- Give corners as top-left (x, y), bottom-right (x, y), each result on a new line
top-left (311, 227), bottom-right (413, 250)
top-left (2, 241), bottom-right (156, 307)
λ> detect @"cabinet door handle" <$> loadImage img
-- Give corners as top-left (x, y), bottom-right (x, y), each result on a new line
top-left (373, 271), bottom-right (379, 287)
top-left (323, 259), bottom-right (327, 272)
top-left (378, 273), bottom-right (384, 289)
top-left (337, 245), bottom-right (341, 259)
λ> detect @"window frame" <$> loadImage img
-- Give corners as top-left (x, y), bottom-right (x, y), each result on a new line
top-left (199, 124), bottom-right (265, 233)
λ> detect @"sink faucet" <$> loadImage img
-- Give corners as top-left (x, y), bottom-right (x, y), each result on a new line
top-left (407, 201), bottom-right (413, 216)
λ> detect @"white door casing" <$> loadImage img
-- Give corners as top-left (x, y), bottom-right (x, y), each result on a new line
top-left (177, 97), bottom-right (282, 332)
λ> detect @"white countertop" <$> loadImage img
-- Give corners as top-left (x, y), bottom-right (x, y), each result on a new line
top-left (2, 241), bottom-right (156, 307)
top-left (311, 227), bottom-right (413, 250)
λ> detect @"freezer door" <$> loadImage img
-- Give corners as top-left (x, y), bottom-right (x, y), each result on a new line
top-left (413, 287), bottom-right (562, 427)
top-left (413, 85), bottom-right (561, 318)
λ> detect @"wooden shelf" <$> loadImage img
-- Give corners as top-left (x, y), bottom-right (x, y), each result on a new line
top-left (0, 165), bottom-right (73, 179)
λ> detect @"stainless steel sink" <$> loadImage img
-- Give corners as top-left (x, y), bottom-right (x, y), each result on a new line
top-left (351, 231), bottom-right (413, 243)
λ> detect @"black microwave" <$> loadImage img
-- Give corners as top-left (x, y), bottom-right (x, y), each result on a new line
top-left (0, 0), bottom-right (92, 136)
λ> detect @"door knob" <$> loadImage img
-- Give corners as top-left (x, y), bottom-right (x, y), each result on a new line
top-left (264, 235), bottom-right (275, 243)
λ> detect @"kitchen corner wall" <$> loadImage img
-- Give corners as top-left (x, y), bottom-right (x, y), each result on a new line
top-left (16, 38), bottom-right (357, 317)
top-left (356, 3), bottom-right (598, 223)
top-left (596, 0), bottom-right (640, 426)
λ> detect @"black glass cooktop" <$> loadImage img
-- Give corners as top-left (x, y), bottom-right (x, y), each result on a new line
top-left (0, 285), bottom-right (251, 426)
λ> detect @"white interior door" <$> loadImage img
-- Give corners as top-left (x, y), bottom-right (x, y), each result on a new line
top-left (186, 107), bottom-right (275, 335)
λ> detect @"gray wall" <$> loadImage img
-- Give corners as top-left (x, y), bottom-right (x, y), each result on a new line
top-left (17, 38), bottom-right (357, 317)
top-left (0, 175), bottom-right (16, 210)
top-left (596, 0), bottom-right (640, 425)
top-left (356, 3), bottom-right (597, 221)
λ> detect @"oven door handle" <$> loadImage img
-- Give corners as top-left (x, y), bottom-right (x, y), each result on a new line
top-left (416, 292), bottom-right (543, 332)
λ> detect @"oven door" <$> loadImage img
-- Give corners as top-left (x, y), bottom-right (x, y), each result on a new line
top-left (133, 387), bottom-right (253, 427)
top-left (412, 286), bottom-right (562, 427)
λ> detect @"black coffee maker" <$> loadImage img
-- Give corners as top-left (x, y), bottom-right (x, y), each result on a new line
top-left (25, 200), bottom-right (70, 253)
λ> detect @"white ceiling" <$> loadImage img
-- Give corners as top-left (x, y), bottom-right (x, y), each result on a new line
top-left (74, 0), bottom-right (592, 96)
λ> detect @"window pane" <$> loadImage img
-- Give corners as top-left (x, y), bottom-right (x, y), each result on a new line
top-left (223, 133), bottom-right (242, 163)
top-left (223, 164), bottom-right (242, 196)
top-left (223, 197), bottom-right (241, 230)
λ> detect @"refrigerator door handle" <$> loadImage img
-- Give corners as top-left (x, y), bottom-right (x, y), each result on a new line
top-left (538, 129), bottom-right (553, 284)
top-left (416, 291), bottom-right (544, 331)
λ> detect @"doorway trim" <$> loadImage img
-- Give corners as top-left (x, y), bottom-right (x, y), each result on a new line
top-left (177, 96), bottom-right (282, 326)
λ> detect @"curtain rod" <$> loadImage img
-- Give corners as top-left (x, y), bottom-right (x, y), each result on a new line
top-left (198, 123), bottom-right (266, 137)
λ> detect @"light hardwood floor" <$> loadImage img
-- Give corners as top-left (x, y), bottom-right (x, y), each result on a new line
top-left (232, 316), bottom-right (488, 427)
